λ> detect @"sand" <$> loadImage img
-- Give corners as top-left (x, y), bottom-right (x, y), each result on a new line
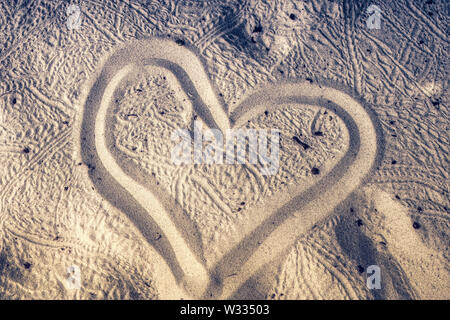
top-left (0, 0), bottom-right (448, 300)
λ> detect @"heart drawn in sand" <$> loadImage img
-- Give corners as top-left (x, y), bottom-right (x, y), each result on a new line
top-left (78, 38), bottom-right (380, 299)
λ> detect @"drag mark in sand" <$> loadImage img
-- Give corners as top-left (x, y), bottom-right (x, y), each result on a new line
top-left (77, 38), bottom-right (381, 299)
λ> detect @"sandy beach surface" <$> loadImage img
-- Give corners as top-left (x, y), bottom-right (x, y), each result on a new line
top-left (0, 0), bottom-right (448, 300)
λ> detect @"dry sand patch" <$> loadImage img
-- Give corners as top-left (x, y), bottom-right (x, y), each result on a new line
top-left (79, 38), bottom-right (380, 298)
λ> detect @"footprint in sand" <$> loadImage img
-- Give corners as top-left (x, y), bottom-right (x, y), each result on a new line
top-left (77, 38), bottom-right (381, 299)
